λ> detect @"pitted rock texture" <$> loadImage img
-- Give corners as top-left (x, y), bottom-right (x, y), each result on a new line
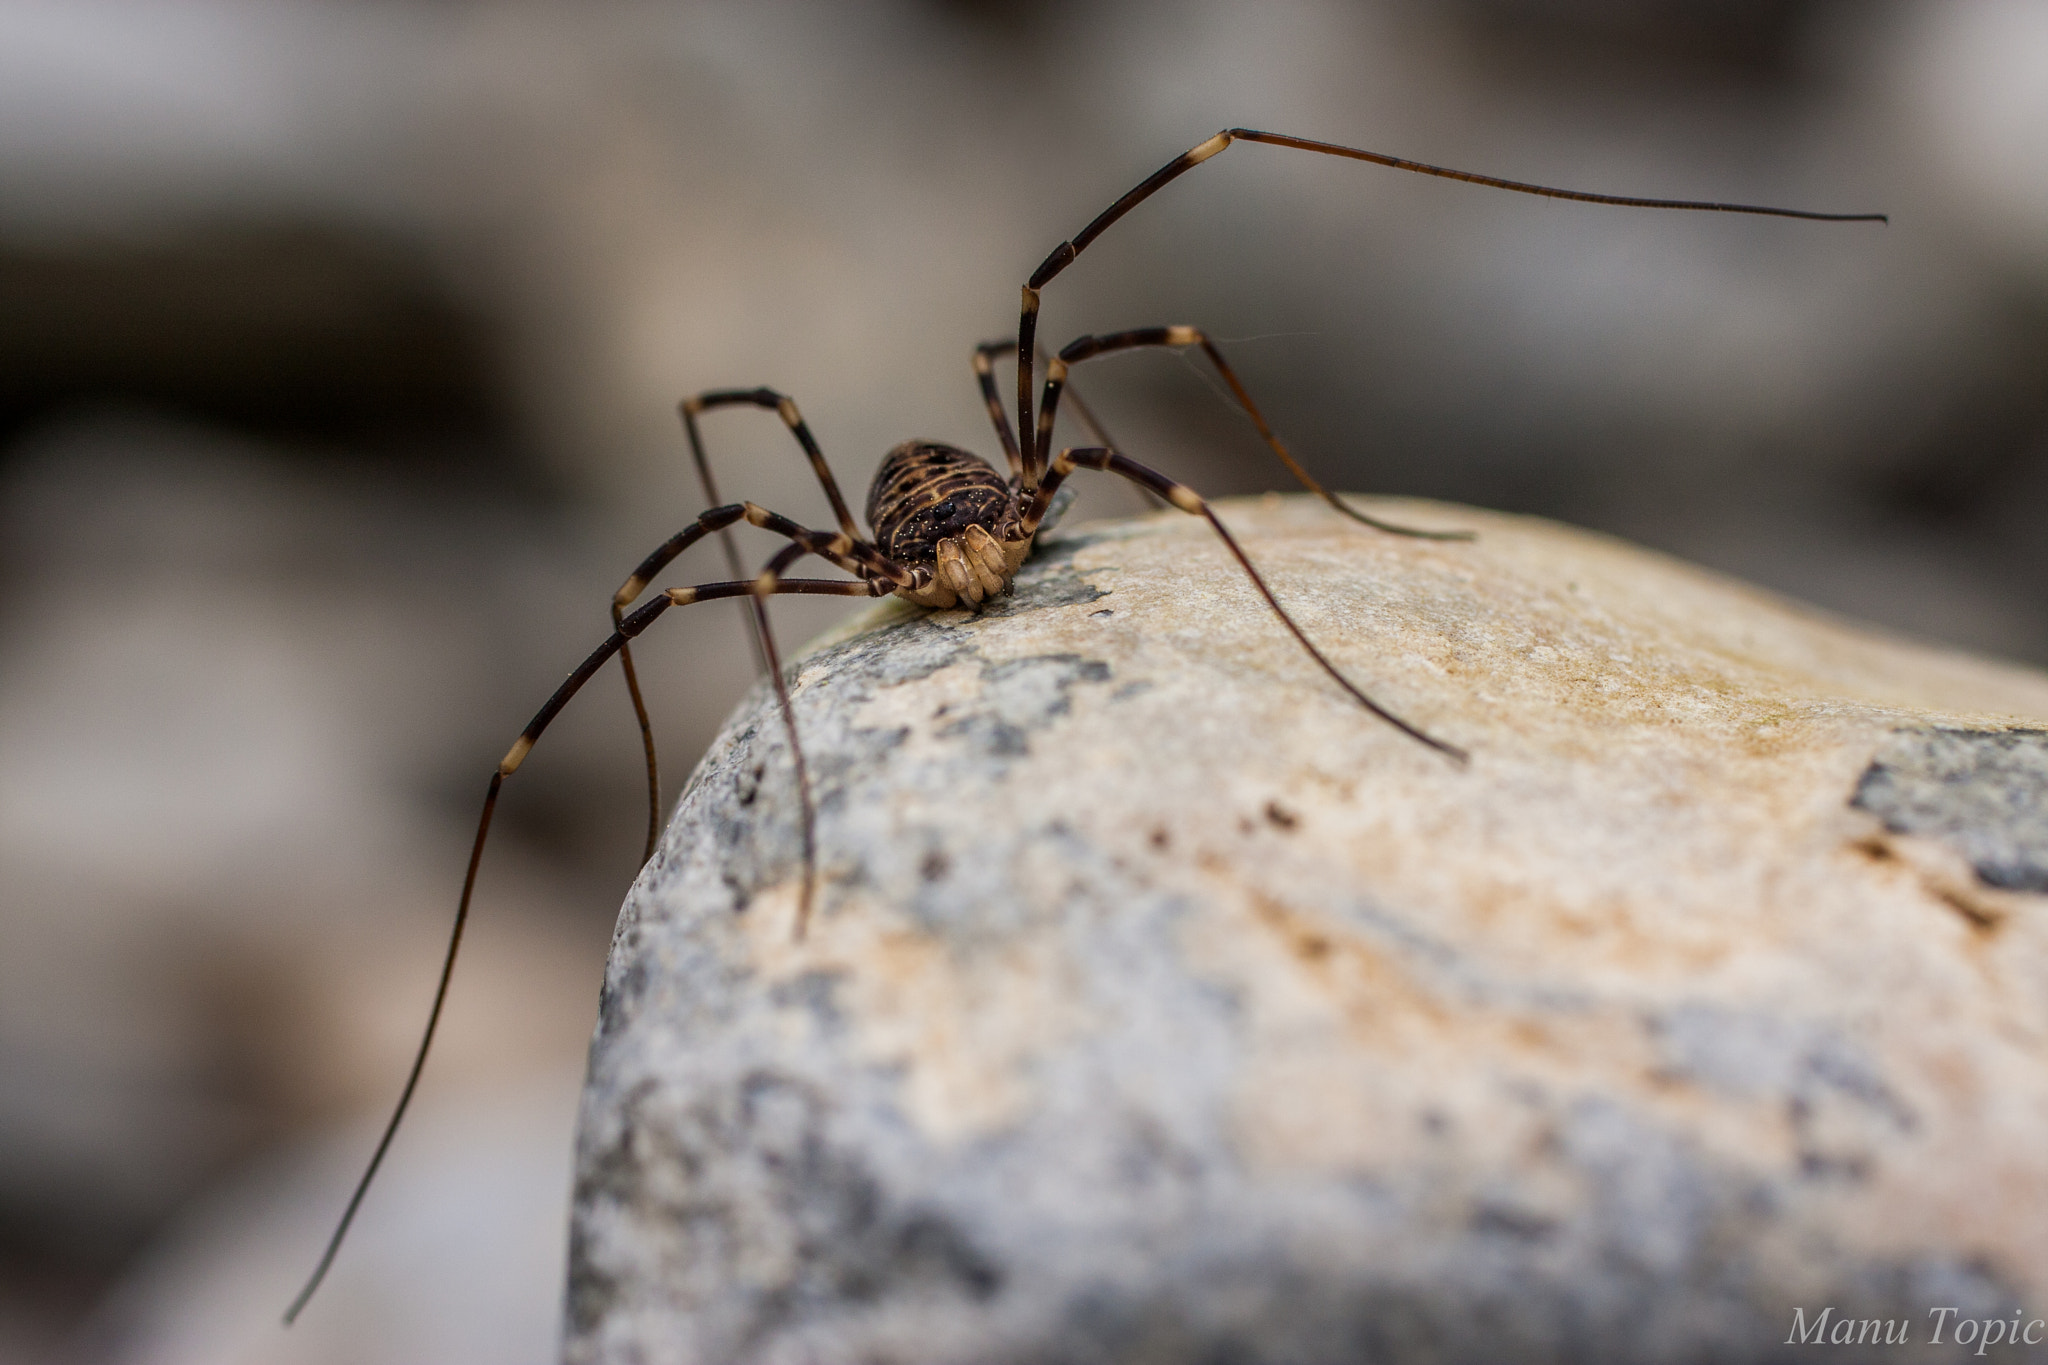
top-left (567, 496), bottom-right (2048, 1365)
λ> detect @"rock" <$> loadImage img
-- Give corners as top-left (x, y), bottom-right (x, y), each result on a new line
top-left (566, 495), bottom-right (2048, 1365)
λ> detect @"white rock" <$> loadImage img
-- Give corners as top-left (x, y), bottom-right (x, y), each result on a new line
top-left (569, 495), bottom-right (2048, 1364)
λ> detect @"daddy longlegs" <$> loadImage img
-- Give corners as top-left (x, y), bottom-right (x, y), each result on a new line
top-left (284, 127), bottom-right (1883, 1323)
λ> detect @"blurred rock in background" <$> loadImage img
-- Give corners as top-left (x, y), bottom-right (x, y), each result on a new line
top-left (0, 0), bottom-right (2042, 1360)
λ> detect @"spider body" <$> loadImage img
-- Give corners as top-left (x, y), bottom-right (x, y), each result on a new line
top-left (285, 127), bottom-right (1884, 1325)
top-left (865, 440), bottom-right (1028, 609)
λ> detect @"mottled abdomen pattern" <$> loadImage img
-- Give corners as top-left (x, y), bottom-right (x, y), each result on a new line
top-left (866, 441), bottom-right (1013, 567)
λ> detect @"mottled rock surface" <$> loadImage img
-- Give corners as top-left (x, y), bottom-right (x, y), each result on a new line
top-left (567, 496), bottom-right (2048, 1365)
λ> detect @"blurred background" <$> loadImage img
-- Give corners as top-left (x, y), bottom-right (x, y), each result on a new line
top-left (1, 0), bottom-right (2043, 1360)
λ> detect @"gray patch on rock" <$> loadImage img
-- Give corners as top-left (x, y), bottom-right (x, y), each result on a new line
top-left (935, 654), bottom-right (1112, 761)
top-left (567, 1070), bottom-right (1005, 1349)
top-left (982, 527), bottom-right (1111, 613)
top-left (1646, 1005), bottom-right (1914, 1129)
top-left (1851, 728), bottom-right (2048, 892)
top-left (802, 614), bottom-right (976, 694)
top-left (1023, 526), bottom-right (1111, 571)
top-left (986, 565), bottom-right (1108, 616)
top-left (1645, 1005), bottom-right (1918, 1189)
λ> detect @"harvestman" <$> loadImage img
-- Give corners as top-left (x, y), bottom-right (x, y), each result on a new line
top-left (285, 128), bottom-right (1883, 1322)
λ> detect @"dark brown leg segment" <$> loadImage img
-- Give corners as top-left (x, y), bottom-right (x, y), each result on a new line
top-left (736, 503), bottom-right (911, 587)
top-left (612, 502), bottom-right (905, 860)
top-left (1030, 128), bottom-right (1886, 301)
top-left (1024, 445), bottom-right (1465, 763)
top-left (705, 538), bottom-right (871, 945)
top-left (285, 563), bottom-right (877, 1328)
top-left (977, 339), bottom-right (1152, 511)
top-left (624, 385), bottom-right (805, 858)
top-left (682, 388), bottom-right (863, 539)
top-left (1009, 129), bottom-right (1883, 530)
top-left (622, 387), bottom-right (864, 844)
top-left (973, 341), bottom-right (1026, 477)
top-left (613, 502), bottom-right (745, 858)
top-left (671, 540), bottom-right (883, 940)
top-left (1047, 327), bottom-right (1469, 539)
top-left (677, 387), bottom-right (855, 667)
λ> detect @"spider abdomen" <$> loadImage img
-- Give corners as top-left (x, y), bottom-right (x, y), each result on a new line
top-left (866, 441), bottom-right (1012, 563)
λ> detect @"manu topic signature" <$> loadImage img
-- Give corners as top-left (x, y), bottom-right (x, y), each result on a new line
top-left (1786, 1305), bottom-right (2044, 1352)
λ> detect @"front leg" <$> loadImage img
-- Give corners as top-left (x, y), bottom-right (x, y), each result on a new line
top-left (1045, 326), bottom-right (1469, 540)
top-left (1025, 445), bottom-right (1465, 762)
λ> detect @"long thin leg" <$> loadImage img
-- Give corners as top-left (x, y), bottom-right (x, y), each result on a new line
top-left (736, 541), bottom-right (826, 941)
top-left (1012, 127), bottom-right (1886, 507)
top-left (678, 396), bottom-right (766, 620)
top-left (972, 342), bottom-right (1026, 478)
top-left (1044, 326), bottom-right (1468, 539)
top-left (617, 391), bottom-right (777, 869)
top-left (737, 504), bottom-right (910, 585)
top-left (610, 502), bottom-right (747, 860)
top-left (680, 396), bottom-right (774, 680)
top-left (1048, 354), bottom-right (1164, 514)
top-left (1023, 445), bottom-right (1465, 762)
top-left (656, 541), bottom-right (872, 942)
top-left (613, 497), bottom-right (906, 860)
top-left (620, 387), bottom-right (865, 862)
top-left (613, 620), bottom-right (672, 862)
top-left (978, 339), bottom-right (1157, 512)
top-left (620, 389), bottom-right (858, 846)
top-left (682, 389), bottom-right (863, 539)
top-left (668, 537), bottom-right (864, 939)
top-left (284, 565), bottom-right (878, 1328)
top-left (617, 505), bottom-right (904, 615)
